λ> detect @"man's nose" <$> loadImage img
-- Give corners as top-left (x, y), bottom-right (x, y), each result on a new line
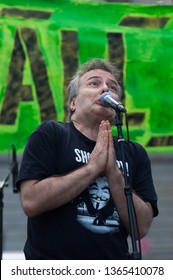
top-left (102, 83), bottom-right (109, 93)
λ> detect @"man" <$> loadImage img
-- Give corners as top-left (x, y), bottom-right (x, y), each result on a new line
top-left (16, 58), bottom-right (158, 260)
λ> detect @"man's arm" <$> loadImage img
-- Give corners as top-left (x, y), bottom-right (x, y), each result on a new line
top-left (108, 169), bottom-right (153, 239)
top-left (105, 125), bottom-right (153, 239)
top-left (20, 121), bottom-right (110, 217)
top-left (20, 164), bottom-right (97, 217)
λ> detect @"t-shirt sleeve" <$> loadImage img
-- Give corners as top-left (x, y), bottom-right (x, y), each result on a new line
top-left (16, 121), bottom-right (58, 190)
top-left (130, 142), bottom-right (159, 217)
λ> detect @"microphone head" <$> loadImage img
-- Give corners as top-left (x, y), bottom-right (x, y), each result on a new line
top-left (99, 92), bottom-right (126, 113)
top-left (99, 92), bottom-right (112, 104)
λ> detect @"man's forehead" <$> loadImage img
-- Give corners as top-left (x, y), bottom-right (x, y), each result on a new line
top-left (80, 69), bottom-right (117, 83)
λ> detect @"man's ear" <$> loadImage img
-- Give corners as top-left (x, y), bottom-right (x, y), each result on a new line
top-left (70, 97), bottom-right (76, 112)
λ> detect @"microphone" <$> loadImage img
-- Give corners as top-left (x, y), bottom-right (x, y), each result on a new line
top-left (99, 92), bottom-right (126, 113)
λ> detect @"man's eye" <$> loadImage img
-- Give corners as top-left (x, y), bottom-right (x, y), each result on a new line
top-left (109, 85), bottom-right (117, 92)
top-left (111, 88), bottom-right (118, 94)
top-left (91, 81), bottom-right (98, 86)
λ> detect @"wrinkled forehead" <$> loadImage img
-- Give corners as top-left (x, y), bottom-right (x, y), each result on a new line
top-left (79, 69), bottom-right (118, 85)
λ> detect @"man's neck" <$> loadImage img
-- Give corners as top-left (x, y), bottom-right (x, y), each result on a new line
top-left (72, 119), bottom-right (99, 141)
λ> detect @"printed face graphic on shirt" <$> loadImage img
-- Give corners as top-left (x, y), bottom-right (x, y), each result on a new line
top-left (76, 175), bottom-right (120, 234)
top-left (88, 177), bottom-right (110, 210)
top-left (73, 148), bottom-right (129, 234)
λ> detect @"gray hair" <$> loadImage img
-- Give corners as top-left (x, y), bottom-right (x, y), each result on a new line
top-left (67, 58), bottom-right (120, 120)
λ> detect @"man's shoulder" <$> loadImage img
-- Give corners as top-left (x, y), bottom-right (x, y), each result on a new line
top-left (36, 120), bottom-right (71, 132)
top-left (30, 121), bottom-right (72, 142)
top-left (113, 136), bottom-right (148, 158)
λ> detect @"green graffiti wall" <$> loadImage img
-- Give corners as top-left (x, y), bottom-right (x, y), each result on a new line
top-left (0, 0), bottom-right (173, 153)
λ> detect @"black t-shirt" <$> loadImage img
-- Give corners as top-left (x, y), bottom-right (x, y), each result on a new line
top-left (16, 120), bottom-right (158, 260)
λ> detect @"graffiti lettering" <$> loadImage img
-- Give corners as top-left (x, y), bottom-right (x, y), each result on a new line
top-left (0, 2), bottom-right (173, 153)
top-left (0, 28), bottom-right (57, 124)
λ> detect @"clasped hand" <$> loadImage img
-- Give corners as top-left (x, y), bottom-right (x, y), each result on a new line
top-left (88, 120), bottom-right (117, 177)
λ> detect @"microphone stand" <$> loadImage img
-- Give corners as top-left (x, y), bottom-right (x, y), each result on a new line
top-left (0, 144), bottom-right (18, 260)
top-left (115, 109), bottom-right (141, 260)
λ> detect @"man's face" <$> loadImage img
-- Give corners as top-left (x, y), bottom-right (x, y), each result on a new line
top-left (71, 69), bottom-right (119, 124)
